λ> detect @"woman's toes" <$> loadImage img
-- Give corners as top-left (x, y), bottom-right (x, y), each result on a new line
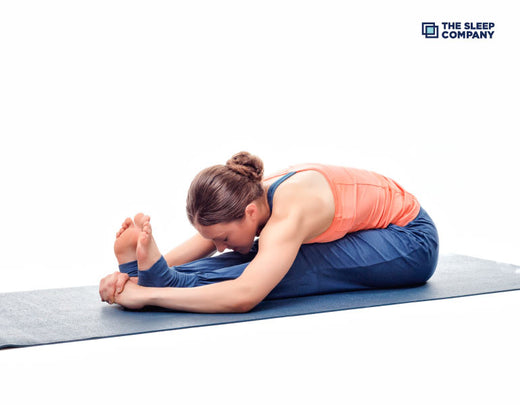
top-left (142, 222), bottom-right (152, 234)
top-left (134, 213), bottom-right (145, 227)
top-left (116, 217), bottom-right (135, 239)
top-left (139, 231), bottom-right (149, 245)
top-left (135, 213), bottom-right (151, 230)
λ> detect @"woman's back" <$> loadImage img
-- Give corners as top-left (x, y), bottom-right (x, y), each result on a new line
top-left (264, 163), bottom-right (420, 243)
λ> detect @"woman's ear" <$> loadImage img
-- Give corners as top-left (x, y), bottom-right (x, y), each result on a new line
top-left (244, 202), bottom-right (258, 220)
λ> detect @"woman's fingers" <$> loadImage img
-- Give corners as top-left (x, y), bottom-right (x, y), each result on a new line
top-left (115, 273), bottom-right (130, 295)
top-left (99, 274), bottom-right (110, 302)
top-left (99, 272), bottom-right (119, 303)
top-left (99, 275), bottom-right (109, 301)
top-left (99, 272), bottom-right (131, 305)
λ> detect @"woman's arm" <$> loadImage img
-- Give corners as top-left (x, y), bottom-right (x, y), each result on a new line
top-left (114, 175), bottom-right (332, 312)
top-left (163, 233), bottom-right (216, 266)
top-left (115, 211), bottom-right (306, 312)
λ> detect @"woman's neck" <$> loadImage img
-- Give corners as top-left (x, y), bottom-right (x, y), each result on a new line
top-left (254, 190), bottom-right (272, 235)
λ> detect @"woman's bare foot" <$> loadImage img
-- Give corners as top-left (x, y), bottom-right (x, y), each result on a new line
top-left (136, 216), bottom-right (162, 271)
top-left (114, 217), bottom-right (140, 265)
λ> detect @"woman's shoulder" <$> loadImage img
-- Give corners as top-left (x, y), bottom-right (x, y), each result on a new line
top-left (267, 169), bottom-right (334, 216)
top-left (263, 168), bottom-right (336, 242)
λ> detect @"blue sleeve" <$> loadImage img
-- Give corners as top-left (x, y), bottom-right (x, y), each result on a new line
top-left (138, 256), bottom-right (197, 288)
top-left (119, 260), bottom-right (138, 277)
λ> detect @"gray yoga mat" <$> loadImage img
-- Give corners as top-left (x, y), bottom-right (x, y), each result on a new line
top-left (1, 254), bottom-right (519, 350)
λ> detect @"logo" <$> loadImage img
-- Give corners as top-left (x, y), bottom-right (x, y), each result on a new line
top-left (422, 22), bottom-right (439, 38)
top-left (422, 22), bottom-right (495, 39)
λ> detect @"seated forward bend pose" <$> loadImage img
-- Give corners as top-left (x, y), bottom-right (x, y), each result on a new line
top-left (99, 152), bottom-right (439, 313)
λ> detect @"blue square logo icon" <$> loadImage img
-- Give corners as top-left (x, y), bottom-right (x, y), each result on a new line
top-left (422, 22), bottom-right (439, 38)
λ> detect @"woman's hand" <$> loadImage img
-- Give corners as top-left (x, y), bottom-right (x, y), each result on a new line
top-left (99, 271), bottom-right (136, 304)
top-left (114, 281), bottom-right (149, 310)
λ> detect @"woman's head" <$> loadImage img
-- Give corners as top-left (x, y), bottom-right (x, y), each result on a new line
top-left (186, 151), bottom-right (265, 227)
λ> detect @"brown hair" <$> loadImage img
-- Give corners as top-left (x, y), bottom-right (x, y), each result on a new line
top-left (186, 151), bottom-right (265, 226)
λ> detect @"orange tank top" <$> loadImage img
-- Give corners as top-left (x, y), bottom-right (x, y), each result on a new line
top-left (264, 163), bottom-right (421, 243)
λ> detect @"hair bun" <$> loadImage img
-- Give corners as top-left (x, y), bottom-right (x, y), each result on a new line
top-left (226, 151), bottom-right (264, 182)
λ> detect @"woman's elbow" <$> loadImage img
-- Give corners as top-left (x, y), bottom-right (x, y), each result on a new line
top-left (230, 286), bottom-right (262, 313)
top-left (232, 298), bottom-right (257, 313)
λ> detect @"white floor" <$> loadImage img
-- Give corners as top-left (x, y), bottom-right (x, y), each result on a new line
top-left (2, 289), bottom-right (519, 404)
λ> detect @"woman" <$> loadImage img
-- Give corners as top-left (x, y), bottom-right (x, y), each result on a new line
top-left (99, 152), bottom-right (439, 312)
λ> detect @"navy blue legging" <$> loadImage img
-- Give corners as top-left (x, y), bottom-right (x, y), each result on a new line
top-left (119, 208), bottom-right (439, 300)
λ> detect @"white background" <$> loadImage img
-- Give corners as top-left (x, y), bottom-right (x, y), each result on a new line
top-left (1, 1), bottom-right (518, 404)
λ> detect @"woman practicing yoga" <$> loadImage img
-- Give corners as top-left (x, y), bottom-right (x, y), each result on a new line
top-left (99, 152), bottom-right (439, 312)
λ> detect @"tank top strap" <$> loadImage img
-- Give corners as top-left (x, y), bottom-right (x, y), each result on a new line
top-left (267, 171), bottom-right (297, 212)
